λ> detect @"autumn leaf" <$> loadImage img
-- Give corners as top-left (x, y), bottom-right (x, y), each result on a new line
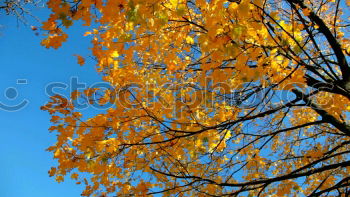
top-left (74, 55), bottom-right (85, 66)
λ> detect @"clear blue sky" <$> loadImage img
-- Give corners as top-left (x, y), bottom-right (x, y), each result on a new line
top-left (0, 6), bottom-right (101, 197)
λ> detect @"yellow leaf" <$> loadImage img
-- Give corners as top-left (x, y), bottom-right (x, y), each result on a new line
top-left (186, 36), bottom-right (194, 44)
top-left (83, 31), bottom-right (92, 36)
top-left (111, 51), bottom-right (119, 58)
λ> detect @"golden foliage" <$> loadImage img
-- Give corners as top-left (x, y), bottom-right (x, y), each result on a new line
top-left (41, 0), bottom-right (350, 196)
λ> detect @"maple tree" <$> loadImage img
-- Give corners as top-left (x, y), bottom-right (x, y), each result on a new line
top-left (41, 0), bottom-right (350, 196)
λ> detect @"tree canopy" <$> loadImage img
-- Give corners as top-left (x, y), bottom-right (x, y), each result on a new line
top-left (41, 0), bottom-right (350, 196)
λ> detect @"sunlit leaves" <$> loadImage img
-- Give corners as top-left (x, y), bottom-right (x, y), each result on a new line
top-left (41, 0), bottom-right (350, 196)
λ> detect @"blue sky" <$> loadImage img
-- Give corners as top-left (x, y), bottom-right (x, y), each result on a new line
top-left (0, 6), bottom-right (101, 197)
